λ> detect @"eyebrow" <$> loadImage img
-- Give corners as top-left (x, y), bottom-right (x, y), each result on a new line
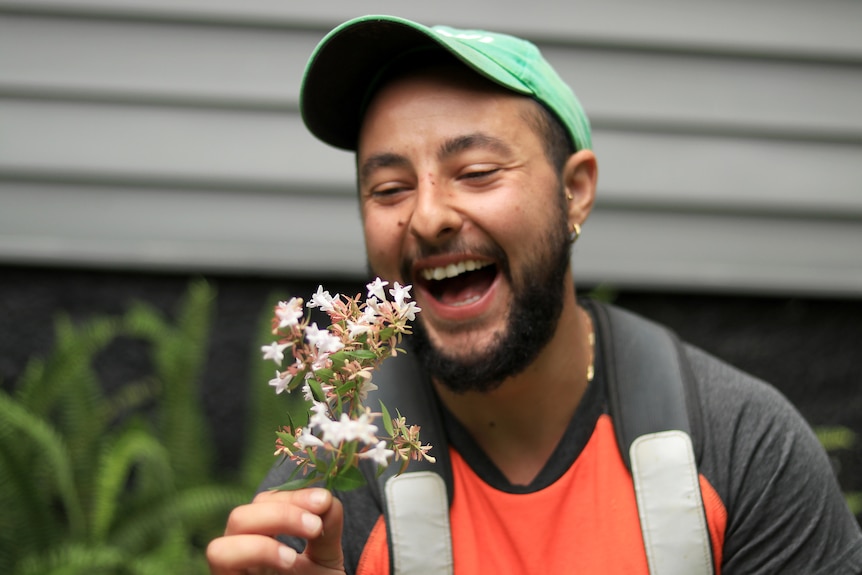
top-left (358, 152), bottom-right (410, 184)
top-left (358, 132), bottom-right (514, 184)
top-left (438, 133), bottom-right (513, 160)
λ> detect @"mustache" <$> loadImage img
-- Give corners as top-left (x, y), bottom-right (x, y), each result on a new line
top-left (399, 238), bottom-right (510, 282)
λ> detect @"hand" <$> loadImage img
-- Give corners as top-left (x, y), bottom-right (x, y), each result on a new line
top-left (207, 488), bottom-right (345, 574)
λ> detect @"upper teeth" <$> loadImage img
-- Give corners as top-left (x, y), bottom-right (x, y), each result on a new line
top-left (420, 260), bottom-right (491, 281)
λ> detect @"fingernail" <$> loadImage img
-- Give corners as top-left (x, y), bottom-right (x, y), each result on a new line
top-left (278, 544), bottom-right (296, 568)
top-left (308, 488), bottom-right (328, 506)
top-left (302, 511), bottom-right (323, 533)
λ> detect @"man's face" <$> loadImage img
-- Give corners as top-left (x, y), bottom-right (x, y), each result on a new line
top-left (357, 67), bottom-right (571, 392)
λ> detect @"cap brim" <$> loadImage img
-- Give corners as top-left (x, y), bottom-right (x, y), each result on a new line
top-left (300, 15), bottom-right (528, 151)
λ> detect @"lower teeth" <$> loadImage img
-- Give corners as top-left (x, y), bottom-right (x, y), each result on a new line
top-left (450, 294), bottom-right (481, 307)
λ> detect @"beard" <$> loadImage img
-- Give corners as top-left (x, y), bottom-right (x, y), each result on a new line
top-left (402, 201), bottom-right (572, 394)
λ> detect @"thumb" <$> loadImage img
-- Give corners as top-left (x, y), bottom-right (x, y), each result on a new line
top-left (303, 495), bottom-right (345, 571)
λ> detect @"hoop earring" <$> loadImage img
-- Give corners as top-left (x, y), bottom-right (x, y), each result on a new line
top-left (569, 223), bottom-right (581, 244)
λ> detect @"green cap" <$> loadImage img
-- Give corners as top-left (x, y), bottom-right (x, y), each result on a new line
top-left (300, 15), bottom-right (592, 152)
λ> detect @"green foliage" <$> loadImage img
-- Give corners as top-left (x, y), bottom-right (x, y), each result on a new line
top-left (0, 280), bottom-right (249, 574)
top-left (814, 425), bottom-right (862, 517)
top-left (585, 283), bottom-right (618, 304)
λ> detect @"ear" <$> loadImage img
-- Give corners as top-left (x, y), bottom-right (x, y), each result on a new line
top-left (562, 150), bottom-right (598, 229)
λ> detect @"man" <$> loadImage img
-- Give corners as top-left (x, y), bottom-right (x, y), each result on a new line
top-left (207, 15), bottom-right (862, 574)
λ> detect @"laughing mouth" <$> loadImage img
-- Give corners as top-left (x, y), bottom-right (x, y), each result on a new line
top-left (417, 259), bottom-right (498, 307)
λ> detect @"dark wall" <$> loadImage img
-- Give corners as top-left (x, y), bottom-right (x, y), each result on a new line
top-left (1, 265), bottom-right (859, 520)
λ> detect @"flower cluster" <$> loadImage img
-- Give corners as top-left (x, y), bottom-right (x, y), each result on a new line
top-left (262, 278), bottom-right (433, 491)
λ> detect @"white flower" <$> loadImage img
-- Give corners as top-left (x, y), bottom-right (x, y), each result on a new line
top-left (347, 318), bottom-right (373, 340)
top-left (275, 298), bottom-right (303, 328)
top-left (296, 427), bottom-right (325, 450)
top-left (301, 382), bottom-right (314, 402)
top-left (309, 350), bottom-right (331, 373)
top-left (261, 341), bottom-right (291, 365)
top-left (359, 440), bottom-right (395, 466)
top-left (307, 285), bottom-right (337, 312)
top-left (389, 282), bottom-right (413, 306)
top-left (358, 378), bottom-right (378, 401)
top-left (309, 401), bottom-right (331, 430)
top-left (366, 277), bottom-right (389, 301)
top-left (320, 411), bottom-right (378, 446)
top-left (396, 300), bottom-right (421, 322)
top-left (363, 298), bottom-right (381, 321)
top-left (349, 410), bottom-right (379, 445)
top-left (305, 322), bottom-right (344, 354)
top-left (268, 370), bottom-right (291, 394)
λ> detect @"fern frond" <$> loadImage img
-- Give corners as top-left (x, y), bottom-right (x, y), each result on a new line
top-left (127, 526), bottom-right (208, 575)
top-left (0, 389), bottom-right (85, 538)
top-left (122, 300), bottom-right (171, 341)
top-left (57, 360), bottom-right (108, 512)
top-left (0, 434), bottom-right (61, 569)
top-left (90, 427), bottom-right (175, 542)
top-left (104, 377), bottom-right (160, 423)
top-left (12, 315), bottom-right (119, 511)
top-left (110, 484), bottom-right (248, 553)
top-left (15, 315), bottom-right (120, 417)
top-left (167, 483), bottom-right (250, 540)
top-left (127, 280), bottom-right (215, 488)
top-left (13, 543), bottom-right (126, 575)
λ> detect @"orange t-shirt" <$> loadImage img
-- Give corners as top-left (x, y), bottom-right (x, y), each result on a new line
top-left (357, 414), bottom-right (726, 575)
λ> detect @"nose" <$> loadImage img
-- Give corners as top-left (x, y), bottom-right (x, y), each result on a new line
top-left (408, 177), bottom-right (463, 244)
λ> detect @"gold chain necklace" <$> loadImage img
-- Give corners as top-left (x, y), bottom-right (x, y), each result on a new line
top-left (580, 306), bottom-right (595, 383)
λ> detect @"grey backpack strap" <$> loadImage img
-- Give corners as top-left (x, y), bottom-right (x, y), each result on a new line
top-left (362, 352), bottom-right (453, 574)
top-left (591, 302), bottom-right (714, 575)
top-left (631, 431), bottom-right (713, 575)
top-left (384, 471), bottom-right (453, 575)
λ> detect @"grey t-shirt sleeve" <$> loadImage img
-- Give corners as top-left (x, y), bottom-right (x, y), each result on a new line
top-left (686, 345), bottom-right (862, 575)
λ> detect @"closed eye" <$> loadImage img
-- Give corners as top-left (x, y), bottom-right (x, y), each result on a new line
top-left (460, 168), bottom-right (500, 180)
top-left (369, 184), bottom-right (412, 201)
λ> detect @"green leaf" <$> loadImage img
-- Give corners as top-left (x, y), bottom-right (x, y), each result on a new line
top-left (275, 430), bottom-right (296, 444)
top-left (312, 368), bottom-right (335, 381)
top-left (329, 466), bottom-right (367, 491)
top-left (327, 351), bottom-right (347, 370)
top-left (306, 378), bottom-right (326, 403)
top-left (273, 475), bottom-right (320, 491)
top-left (287, 399), bottom-right (311, 430)
top-left (380, 402), bottom-right (394, 436)
top-left (335, 380), bottom-right (356, 396)
top-left (340, 441), bottom-right (358, 469)
top-left (345, 350), bottom-right (378, 360)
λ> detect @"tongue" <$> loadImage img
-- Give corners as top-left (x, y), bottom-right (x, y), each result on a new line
top-left (434, 268), bottom-right (495, 306)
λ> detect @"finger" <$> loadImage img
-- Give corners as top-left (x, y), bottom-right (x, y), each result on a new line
top-left (206, 534), bottom-right (297, 575)
top-left (301, 495), bottom-right (345, 571)
top-left (224, 499), bottom-right (325, 540)
top-left (254, 488), bottom-right (333, 516)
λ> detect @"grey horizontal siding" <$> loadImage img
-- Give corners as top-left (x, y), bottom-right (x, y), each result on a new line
top-left (0, 181), bottom-right (365, 275)
top-left (3, 180), bottom-right (860, 295)
top-left (0, 2), bottom-right (860, 295)
top-left (2, 0), bottom-right (860, 59)
top-left (3, 99), bottom-right (862, 216)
